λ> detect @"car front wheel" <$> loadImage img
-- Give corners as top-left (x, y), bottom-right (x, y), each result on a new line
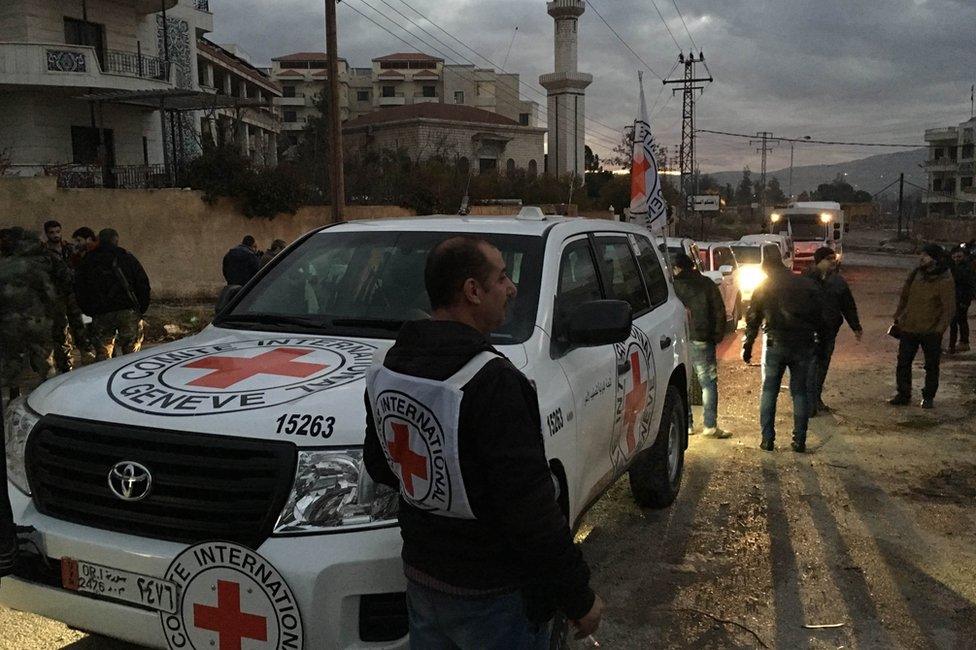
top-left (628, 385), bottom-right (686, 509)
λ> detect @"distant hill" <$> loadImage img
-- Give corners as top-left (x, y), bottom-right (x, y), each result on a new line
top-left (705, 148), bottom-right (926, 198)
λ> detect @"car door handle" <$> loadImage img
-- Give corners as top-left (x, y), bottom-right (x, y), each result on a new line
top-left (617, 358), bottom-right (631, 375)
top-left (660, 336), bottom-right (673, 350)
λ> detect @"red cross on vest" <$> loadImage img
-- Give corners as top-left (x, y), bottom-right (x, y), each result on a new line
top-left (183, 347), bottom-right (327, 389)
top-left (193, 579), bottom-right (267, 650)
top-left (387, 422), bottom-right (428, 497)
top-left (622, 351), bottom-right (648, 453)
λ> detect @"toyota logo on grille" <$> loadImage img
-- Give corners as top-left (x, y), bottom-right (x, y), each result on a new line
top-left (107, 462), bottom-right (153, 501)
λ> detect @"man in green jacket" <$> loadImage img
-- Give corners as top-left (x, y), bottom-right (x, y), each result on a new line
top-left (890, 244), bottom-right (956, 409)
top-left (673, 253), bottom-right (730, 438)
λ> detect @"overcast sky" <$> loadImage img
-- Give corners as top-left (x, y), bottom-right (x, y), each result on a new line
top-left (209, 0), bottom-right (975, 172)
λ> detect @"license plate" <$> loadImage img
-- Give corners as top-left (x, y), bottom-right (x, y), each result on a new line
top-left (61, 557), bottom-right (180, 614)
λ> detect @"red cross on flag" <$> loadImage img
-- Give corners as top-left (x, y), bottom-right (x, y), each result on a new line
top-left (630, 72), bottom-right (667, 235)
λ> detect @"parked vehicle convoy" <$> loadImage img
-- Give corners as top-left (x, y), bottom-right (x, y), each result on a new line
top-left (2, 214), bottom-right (692, 650)
top-left (696, 241), bottom-right (744, 332)
top-left (770, 201), bottom-right (847, 271)
top-left (730, 240), bottom-right (785, 304)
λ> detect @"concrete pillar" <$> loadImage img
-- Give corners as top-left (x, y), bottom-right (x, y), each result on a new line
top-left (539, 0), bottom-right (591, 178)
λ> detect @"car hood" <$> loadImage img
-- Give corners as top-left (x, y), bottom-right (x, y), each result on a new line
top-left (28, 325), bottom-right (528, 447)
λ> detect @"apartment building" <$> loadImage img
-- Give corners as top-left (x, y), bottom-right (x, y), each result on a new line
top-left (0, 0), bottom-right (279, 187)
top-left (923, 117), bottom-right (976, 217)
top-left (269, 50), bottom-right (539, 153)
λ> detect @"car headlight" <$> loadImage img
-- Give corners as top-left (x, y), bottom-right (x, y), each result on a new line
top-left (4, 396), bottom-right (38, 496)
top-left (274, 448), bottom-right (398, 534)
top-left (739, 266), bottom-right (767, 293)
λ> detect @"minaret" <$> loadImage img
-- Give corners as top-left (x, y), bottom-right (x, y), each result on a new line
top-left (539, 0), bottom-right (592, 178)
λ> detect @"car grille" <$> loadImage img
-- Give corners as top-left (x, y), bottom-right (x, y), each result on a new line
top-left (26, 416), bottom-right (297, 549)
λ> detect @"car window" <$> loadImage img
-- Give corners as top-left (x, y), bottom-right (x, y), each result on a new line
top-left (714, 246), bottom-right (733, 269)
top-left (732, 245), bottom-right (761, 265)
top-left (554, 238), bottom-right (603, 335)
top-left (632, 235), bottom-right (670, 307)
top-left (594, 236), bottom-right (651, 315)
top-left (227, 230), bottom-right (543, 343)
top-left (762, 244), bottom-right (780, 263)
top-left (699, 249), bottom-right (710, 270)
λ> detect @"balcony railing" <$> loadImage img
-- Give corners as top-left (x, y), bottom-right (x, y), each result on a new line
top-left (103, 48), bottom-right (170, 82)
top-left (924, 127), bottom-right (959, 142)
top-left (924, 158), bottom-right (958, 171)
top-left (193, 0), bottom-right (210, 11)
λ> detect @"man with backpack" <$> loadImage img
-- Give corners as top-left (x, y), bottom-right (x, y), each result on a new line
top-left (75, 229), bottom-right (151, 361)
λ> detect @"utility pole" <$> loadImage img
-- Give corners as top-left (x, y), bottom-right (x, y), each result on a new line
top-left (897, 172), bottom-right (905, 240)
top-left (325, 0), bottom-right (345, 223)
top-left (663, 52), bottom-right (713, 226)
top-left (750, 131), bottom-right (775, 227)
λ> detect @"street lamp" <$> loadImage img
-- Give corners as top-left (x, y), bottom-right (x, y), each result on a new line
top-left (789, 135), bottom-right (812, 200)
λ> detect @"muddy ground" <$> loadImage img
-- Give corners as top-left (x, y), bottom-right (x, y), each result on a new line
top-left (577, 261), bottom-right (976, 649)
top-left (2, 261), bottom-right (974, 649)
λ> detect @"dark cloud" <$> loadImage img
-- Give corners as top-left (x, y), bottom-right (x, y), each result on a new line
top-left (209, 0), bottom-right (974, 171)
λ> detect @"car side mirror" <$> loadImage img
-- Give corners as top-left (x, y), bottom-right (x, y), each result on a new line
top-left (719, 265), bottom-right (734, 276)
top-left (566, 300), bottom-right (633, 347)
top-left (216, 285), bottom-right (242, 315)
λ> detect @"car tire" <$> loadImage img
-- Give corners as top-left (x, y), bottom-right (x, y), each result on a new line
top-left (629, 385), bottom-right (686, 509)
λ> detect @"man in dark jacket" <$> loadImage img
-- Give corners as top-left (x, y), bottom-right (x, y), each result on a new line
top-left (673, 252), bottom-right (730, 438)
top-left (222, 235), bottom-right (261, 286)
top-left (743, 256), bottom-right (825, 452)
top-left (363, 236), bottom-right (602, 648)
top-left (805, 247), bottom-right (863, 415)
top-left (75, 229), bottom-right (151, 361)
top-left (890, 244), bottom-right (955, 408)
top-left (948, 246), bottom-right (974, 354)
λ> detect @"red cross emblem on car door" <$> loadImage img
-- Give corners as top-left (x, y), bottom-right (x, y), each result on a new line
top-left (622, 350), bottom-right (648, 453)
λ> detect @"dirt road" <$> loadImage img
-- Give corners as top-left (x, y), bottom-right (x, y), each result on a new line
top-left (578, 263), bottom-right (976, 648)
top-left (2, 262), bottom-right (974, 649)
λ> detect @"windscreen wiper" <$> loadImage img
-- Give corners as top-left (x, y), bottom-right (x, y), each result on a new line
top-left (330, 318), bottom-right (406, 331)
top-left (215, 313), bottom-right (331, 330)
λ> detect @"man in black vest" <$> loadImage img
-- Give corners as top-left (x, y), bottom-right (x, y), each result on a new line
top-left (363, 236), bottom-right (602, 648)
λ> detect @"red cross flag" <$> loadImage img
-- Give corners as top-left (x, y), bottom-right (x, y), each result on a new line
top-left (629, 72), bottom-right (667, 234)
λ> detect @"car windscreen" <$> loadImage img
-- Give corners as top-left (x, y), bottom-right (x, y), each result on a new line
top-left (221, 230), bottom-right (544, 343)
top-left (731, 246), bottom-right (762, 264)
top-left (788, 215), bottom-right (828, 240)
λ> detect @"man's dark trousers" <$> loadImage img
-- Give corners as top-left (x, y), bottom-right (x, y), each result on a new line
top-left (808, 331), bottom-right (837, 411)
top-left (949, 299), bottom-right (971, 350)
top-left (760, 340), bottom-right (814, 446)
top-left (896, 332), bottom-right (942, 401)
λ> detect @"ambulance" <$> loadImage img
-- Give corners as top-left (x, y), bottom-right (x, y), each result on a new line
top-left (2, 214), bottom-right (692, 649)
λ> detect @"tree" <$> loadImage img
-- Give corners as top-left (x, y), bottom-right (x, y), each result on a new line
top-left (766, 176), bottom-right (787, 204)
top-left (734, 168), bottom-right (754, 205)
top-left (812, 174), bottom-right (872, 203)
top-left (584, 145), bottom-right (602, 172)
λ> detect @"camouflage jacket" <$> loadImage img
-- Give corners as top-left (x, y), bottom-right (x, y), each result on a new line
top-left (0, 239), bottom-right (72, 323)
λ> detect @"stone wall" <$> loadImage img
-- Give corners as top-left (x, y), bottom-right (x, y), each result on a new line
top-left (913, 217), bottom-right (976, 244)
top-left (0, 176), bottom-right (414, 300)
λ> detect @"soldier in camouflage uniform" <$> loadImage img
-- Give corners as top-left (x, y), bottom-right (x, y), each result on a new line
top-left (75, 229), bottom-right (151, 361)
top-left (0, 228), bottom-right (67, 398)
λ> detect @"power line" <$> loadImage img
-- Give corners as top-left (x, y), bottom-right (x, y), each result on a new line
top-left (390, 0), bottom-right (627, 143)
top-left (587, 0), bottom-right (662, 80)
top-left (670, 0), bottom-right (699, 52)
top-left (696, 128), bottom-right (924, 148)
top-left (649, 0), bottom-right (683, 53)
top-left (342, 0), bottom-right (623, 150)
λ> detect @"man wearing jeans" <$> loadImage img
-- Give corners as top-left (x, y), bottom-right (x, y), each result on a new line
top-left (672, 253), bottom-right (730, 438)
top-left (742, 257), bottom-right (824, 453)
top-left (890, 245), bottom-right (955, 409)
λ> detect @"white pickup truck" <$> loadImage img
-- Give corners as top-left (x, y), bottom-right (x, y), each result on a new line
top-left (2, 215), bottom-right (692, 649)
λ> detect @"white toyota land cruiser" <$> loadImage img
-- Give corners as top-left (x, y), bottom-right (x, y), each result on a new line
top-left (2, 214), bottom-right (691, 649)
